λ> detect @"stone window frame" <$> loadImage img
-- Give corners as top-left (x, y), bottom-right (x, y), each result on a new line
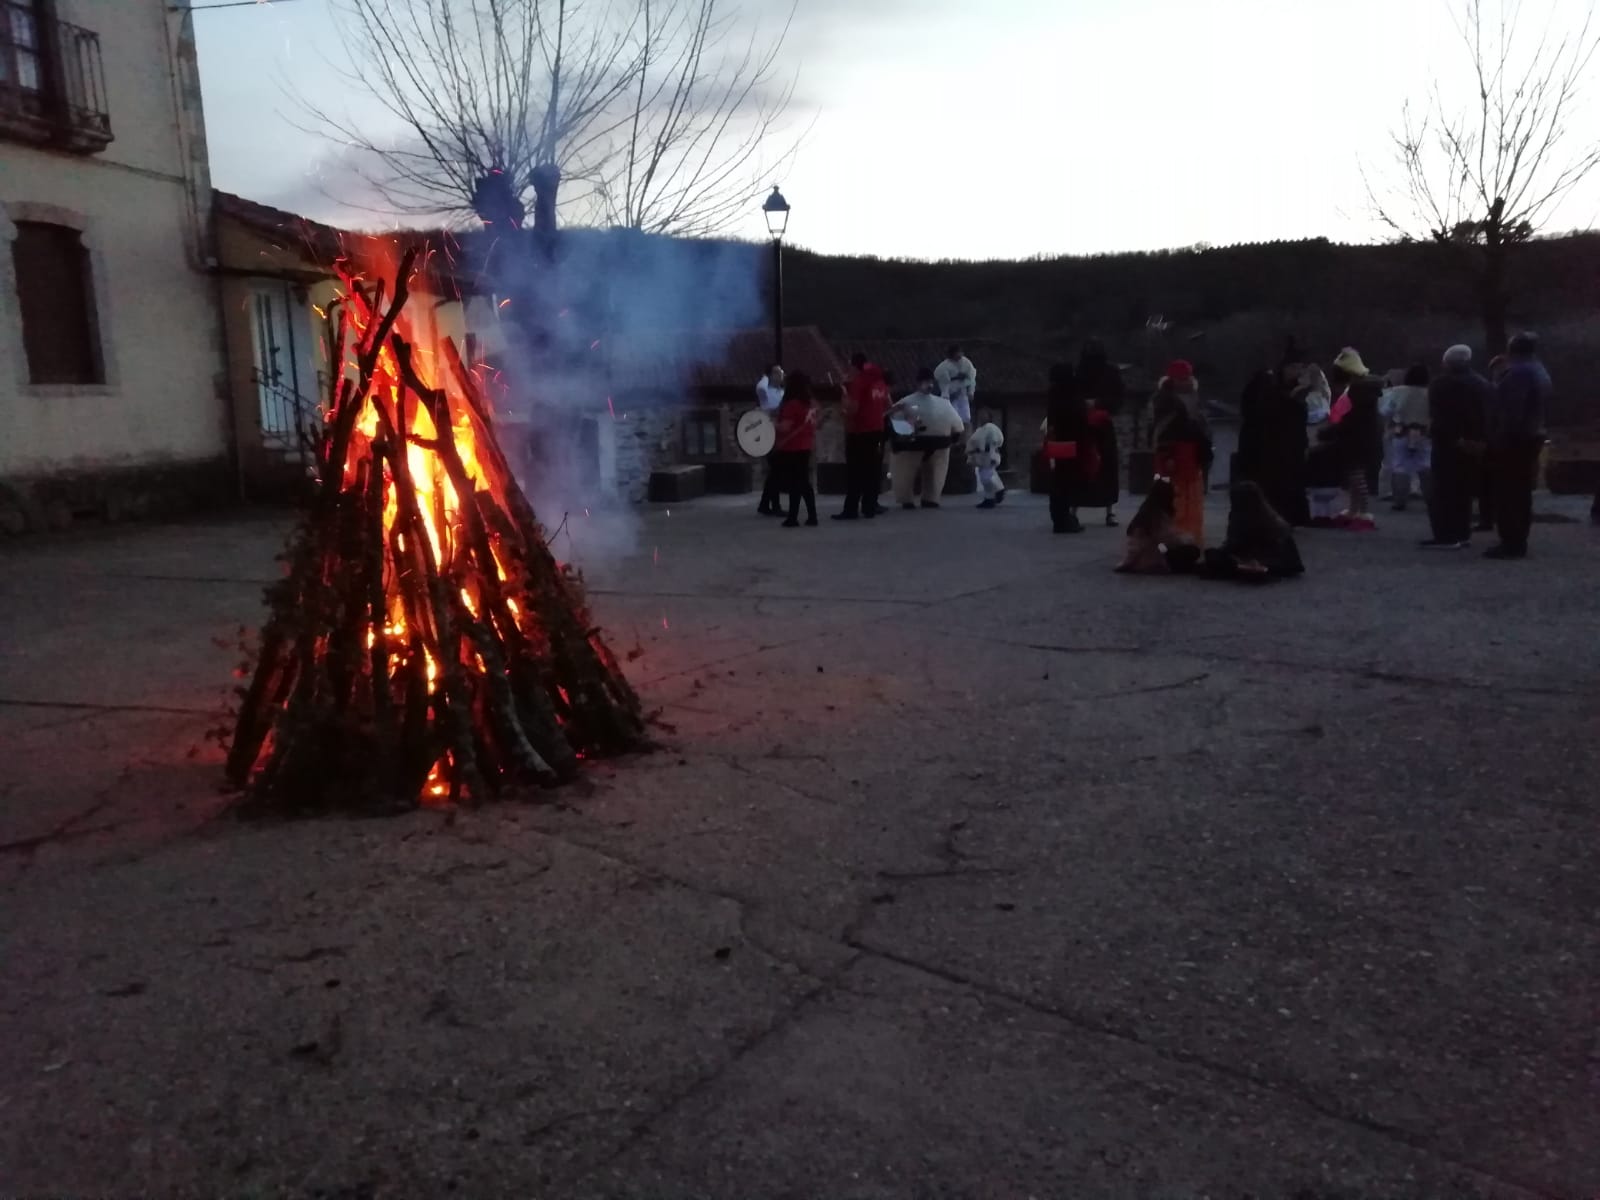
top-left (680, 407), bottom-right (722, 459)
top-left (1, 200), bottom-right (120, 397)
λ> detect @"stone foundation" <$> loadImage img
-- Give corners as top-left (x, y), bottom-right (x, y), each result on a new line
top-left (0, 459), bottom-right (235, 536)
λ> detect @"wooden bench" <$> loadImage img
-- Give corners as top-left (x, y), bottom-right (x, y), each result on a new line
top-left (647, 465), bottom-right (707, 503)
top-left (702, 461), bottom-right (755, 494)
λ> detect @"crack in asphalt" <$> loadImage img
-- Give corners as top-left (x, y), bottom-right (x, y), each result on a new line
top-left (999, 638), bottom-right (1597, 699)
top-left (507, 816), bottom-right (1567, 1200)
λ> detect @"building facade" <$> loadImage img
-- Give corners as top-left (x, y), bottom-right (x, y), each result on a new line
top-left (0, 0), bottom-right (228, 531)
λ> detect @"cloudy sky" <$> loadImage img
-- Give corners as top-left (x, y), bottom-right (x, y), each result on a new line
top-left (194, 0), bottom-right (1600, 259)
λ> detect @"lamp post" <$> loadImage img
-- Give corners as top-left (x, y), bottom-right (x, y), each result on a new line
top-left (762, 186), bottom-right (790, 365)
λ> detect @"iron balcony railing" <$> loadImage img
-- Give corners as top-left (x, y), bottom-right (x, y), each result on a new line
top-left (0, 1), bottom-right (112, 152)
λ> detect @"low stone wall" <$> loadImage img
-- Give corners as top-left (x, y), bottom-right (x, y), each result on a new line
top-left (0, 459), bottom-right (236, 536)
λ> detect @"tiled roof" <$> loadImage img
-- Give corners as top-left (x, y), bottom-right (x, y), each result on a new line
top-left (213, 190), bottom-right (468, 294)
top-left (829, 337), bottom-right (1059, 394)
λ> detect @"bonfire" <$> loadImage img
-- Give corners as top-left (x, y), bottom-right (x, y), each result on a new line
top-left (226, 247), bottom-right (648, 813)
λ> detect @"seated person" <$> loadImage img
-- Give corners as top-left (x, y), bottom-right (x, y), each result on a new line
top-left (1200, 482), bottom-right (1305, 581)
top-left (1115, 478), bottom-right (1199, 574)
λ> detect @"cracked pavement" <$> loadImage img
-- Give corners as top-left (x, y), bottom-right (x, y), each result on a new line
top-left (2, 495), bottom-right (1599, 1198)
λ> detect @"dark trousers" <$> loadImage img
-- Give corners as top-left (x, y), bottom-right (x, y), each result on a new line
top-left (758, 457), bottom-right (782, 513)
top-left (1490, 438), bottom-right (1542, 553)
top-left (841, 432), bottom-right (884, 516)
top-left (1427, 447), bottom-right (1474, 544)
top-left (1049, 460), bottom-right (1082, 531)
top-left (772, 450), bottom-right (816, 523)
top-left (1476, 456), bottom-right (1495, 528)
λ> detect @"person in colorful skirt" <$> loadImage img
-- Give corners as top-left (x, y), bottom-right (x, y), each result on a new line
top-left (1150, 362), bottom-right (1212, 547)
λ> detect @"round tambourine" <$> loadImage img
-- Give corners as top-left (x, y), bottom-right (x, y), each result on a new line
top-left (736, 408), bottom-right (776, 457)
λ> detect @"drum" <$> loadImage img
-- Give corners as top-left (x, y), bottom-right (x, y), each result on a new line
top-left (736, 409), bottom-right (776, 457)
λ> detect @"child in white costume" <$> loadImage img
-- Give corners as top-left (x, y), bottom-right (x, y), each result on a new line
top-left (966, 422), bottom-right (1005, 508)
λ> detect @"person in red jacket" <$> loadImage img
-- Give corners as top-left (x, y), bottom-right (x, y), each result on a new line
top-left (835, 352), bottom-right (892, 520)
top-left (773, 370), bottom-right (819, 527)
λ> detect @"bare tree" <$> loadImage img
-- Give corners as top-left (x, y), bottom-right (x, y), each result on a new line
top-left (318, 0), bottom-right (642, 229)
top-left (1368, 0), bottom-right (1600, 351)
top-left (313, 0), bottom-right (797, 237)
top-left (586, 0), bottom-right (800, 237)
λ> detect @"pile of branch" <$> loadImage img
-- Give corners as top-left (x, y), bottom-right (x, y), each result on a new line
top-left (226, 248), bottom-right (648, 813)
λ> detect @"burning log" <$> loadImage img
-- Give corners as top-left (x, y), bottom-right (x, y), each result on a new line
top-left (227, 248), bottom-right (648, 813)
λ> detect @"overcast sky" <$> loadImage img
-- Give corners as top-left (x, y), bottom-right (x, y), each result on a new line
top-left (194, 0), bottom-right (1600, 259)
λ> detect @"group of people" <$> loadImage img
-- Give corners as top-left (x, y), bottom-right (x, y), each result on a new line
top-left (1225, 333), bottom-right (1555, 559)
top-left (752, 344), bottom-right (998, 525)
top-left (1048, 330), bottom-right (1561, 580)
top-left (751, 329), bottom-right (1569, 568)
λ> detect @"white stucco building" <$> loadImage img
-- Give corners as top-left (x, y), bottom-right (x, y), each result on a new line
top-left (0, 0), bottom-right (228, 531)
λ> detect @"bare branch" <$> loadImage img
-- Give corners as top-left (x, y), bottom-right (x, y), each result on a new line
top-left (1368, 0), bottom-right (1600, 242)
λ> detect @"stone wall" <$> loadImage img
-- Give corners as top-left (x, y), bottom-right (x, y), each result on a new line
top-left (0, 459), bottom-right (235, 536)
top-left (612, 404), bottom-right (682, 503)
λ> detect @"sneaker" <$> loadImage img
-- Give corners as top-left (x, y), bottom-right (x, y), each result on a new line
top-left (995, 489), bottom-right (1007, 505)
top-left (901, 503), bottom-right (917, 511)
top-left (977, 499), bottom-right (997, 509)
top-left (921, 500), bottom-right (941, 509)
top-left (831, 513), bottom-right (858, 522)
top-left (1105, 512), bottom-right (1119, 528)
top-left (1419, 538), bottom-right (1454, 548)
top-left (805, 517), bottom-right (819, 527)
top-left (781, 519), bottom-right (799, 528)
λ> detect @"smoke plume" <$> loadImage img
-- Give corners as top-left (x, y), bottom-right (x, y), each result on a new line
top-left (466, 226), bottom-right (766, 568)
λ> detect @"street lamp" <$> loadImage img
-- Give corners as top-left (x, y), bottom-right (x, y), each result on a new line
top-left (762, 186), bottom-right (790, 365)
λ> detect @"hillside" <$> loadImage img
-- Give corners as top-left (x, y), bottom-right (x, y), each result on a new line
top-left (778, 234), bottom-right (1600, 423)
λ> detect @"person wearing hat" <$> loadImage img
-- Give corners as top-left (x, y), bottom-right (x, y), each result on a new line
top-left (1317, 347), bottom-right (1384, 530)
